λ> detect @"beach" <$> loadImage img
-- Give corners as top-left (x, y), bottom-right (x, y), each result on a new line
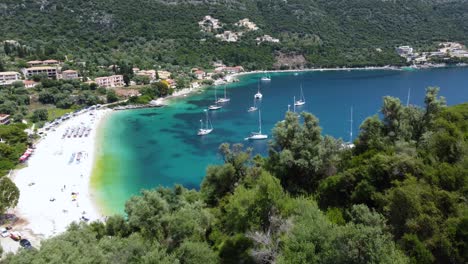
top-left (1, 108), bottom-right (111, 254)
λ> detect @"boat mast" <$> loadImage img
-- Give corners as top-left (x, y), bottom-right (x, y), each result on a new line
top-left (258, 110), bottom-right (262, 134)
top-left (214, 87), bottom-right (218, 103)
top-left (406, 87), bottom-right (411, 107)
top-left (205, 110), bottom-right (209, 129)
top-left (224, 86), bottom-right (227, 99)
top-left (293, 96), bottom-right (296, 113)
top-left (349, 106), bottom-right (353, 143)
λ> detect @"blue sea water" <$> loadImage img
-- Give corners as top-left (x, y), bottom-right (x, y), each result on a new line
top-left (93, 67), bottom-right (468, 214)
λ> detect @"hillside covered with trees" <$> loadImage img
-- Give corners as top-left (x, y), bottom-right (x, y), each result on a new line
top-left (1, 0), bottom-right (468, 70)
top-left (3, 88), bottom-right (467, 263)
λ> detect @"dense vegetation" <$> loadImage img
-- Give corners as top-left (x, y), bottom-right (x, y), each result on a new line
top-left (0, 124), bottom-right (27, 216)
top-left (3, 88), bottom-right (467, 263)
top-left (1, 0), bottom-right (467, 71)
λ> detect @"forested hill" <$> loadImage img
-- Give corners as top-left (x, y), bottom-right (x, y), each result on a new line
top-left (1, 0), bottom-right (468, 69)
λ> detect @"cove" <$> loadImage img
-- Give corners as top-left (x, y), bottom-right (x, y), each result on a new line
top-left (92, 67), bottom-right (468, 215)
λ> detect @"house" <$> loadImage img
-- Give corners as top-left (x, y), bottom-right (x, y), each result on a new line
top-left (136, 70), bottom-right (157, 80)
top-left (396, 46), bottom-right (414, 56)
top-left (235, 18), bottom-right (259, 31)
top-left (95, 75), bottom-right (124, 88)
top-left (61, 70), bottom-right (79, 80)
top-left (43, 59), bottom-right (60, 65)
top-left (27, 60), bottom-right (43, 67)
top-left (198, 16), bottom-right (222, 32)
top-left (256, 35), bottom-right (280, 44)
top-left (0, 71), bottom-right (21, 86)
top-left (23, 66), bottom-right (58, 79)
top-left (23, 80), bottom-right (38, 88)
top-left (0, 114), bottom-right (10, 125)
top-left (451, 49), bottom-right (468, 58)
top-left (157, 70), bottom-right (171, 80)
top-left (216, 31), bottom-right (241, 42)
top-left (194, 70), bottom-right (206, 80)
top-left (27, 60), bottom-right (60, 67)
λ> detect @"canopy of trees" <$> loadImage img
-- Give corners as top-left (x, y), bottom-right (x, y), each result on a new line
top-left (1, 0), bottom-right (467, 70)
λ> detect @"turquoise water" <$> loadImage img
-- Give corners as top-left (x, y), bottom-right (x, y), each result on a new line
top-left (94, 67), bottom-right (468, 214)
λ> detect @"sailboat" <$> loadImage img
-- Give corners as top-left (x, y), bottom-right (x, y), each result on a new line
top-left (260, 71), bottom-right (271, 81)
top-left (254, 83), bottom-right (263, 99)
top-left (198, 110), bottom-right (213, 136)
top-left (245, 110), bottom-right (268, 140)
top-left (247, 98), bottom-right (258, 112)
top-left (344, 107), bottom-right (355, 148)
top-left (294, 84), bottom-right (306, 106)
top-left (216, 86), bottom-right (230, 103)
top-left (208, 87), bottom-right (222, 110)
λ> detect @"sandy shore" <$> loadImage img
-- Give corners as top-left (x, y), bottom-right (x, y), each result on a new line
top-left (1, 108), bottom-right (111, 255)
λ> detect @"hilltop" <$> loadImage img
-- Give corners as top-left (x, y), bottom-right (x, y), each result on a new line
top-left (1, 0), bottom-right (468, 69)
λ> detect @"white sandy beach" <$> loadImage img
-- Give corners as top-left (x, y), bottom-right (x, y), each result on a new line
top-left (1, 109), bottom-right (111, 255)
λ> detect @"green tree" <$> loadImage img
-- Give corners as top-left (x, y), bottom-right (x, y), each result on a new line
top-left (176, 241), bottom-right (219, 264)
top-left (31, 109), bottom-right (48, 122)
top-left (0, 177), bottom-right (20, 214)
top-left (106, 89), bottom-right (119, 103)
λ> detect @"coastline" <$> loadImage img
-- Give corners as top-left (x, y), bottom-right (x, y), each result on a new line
top-left (2, 108), bottom-right (111, 254)
top-left (159, 64), bottom-right (457, 105)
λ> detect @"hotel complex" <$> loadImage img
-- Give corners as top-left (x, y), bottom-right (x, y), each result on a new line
top-left (0, 71), bottom-right (21, 86)
top-left (94, 75), bottom-right (124, 88)
top-left (22, 66), bottom-right (59, 79)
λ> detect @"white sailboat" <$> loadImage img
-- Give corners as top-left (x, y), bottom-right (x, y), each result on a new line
top-left (294, 84), bottom-right (306, 106)
top-left (260, 72), bottom-right (271, 81)
top-left (254, 83), bottom-right (263, 99)
top-left (208, 87), bottom-right (222, 110)
top-left (245, 110), bottom-right (268, 140)
top-left (247, 98), bottom-right (258, 112)
top-left (344, 107), bottom-right (355, 148)
top-left (198, 110), bottom-right (213, 136)
top-left (216, 86), bottom-right (230, 103)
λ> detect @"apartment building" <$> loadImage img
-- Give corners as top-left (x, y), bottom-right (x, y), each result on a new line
top-left (95, 75), bottom-right (124, 88)
top-left (61, 70), bottom-right (79, 80)
top-left (135, 69), bottom-right (157, 80)
top-left (23, 66), bottom-right (58, 79)
top-left (0, 71), bottom-right (21, 86)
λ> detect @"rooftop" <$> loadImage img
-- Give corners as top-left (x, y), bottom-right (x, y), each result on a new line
top-left (26, 66), bottom-right (57, 70)
top-left (0, 71), bottom-right (20, 75)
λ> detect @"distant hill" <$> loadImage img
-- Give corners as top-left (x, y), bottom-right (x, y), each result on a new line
top-left (1, 0), bottom-right (467, 69)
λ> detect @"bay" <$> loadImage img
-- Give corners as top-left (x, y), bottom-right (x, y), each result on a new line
top-left (92, 67), bottom-right (468, 214)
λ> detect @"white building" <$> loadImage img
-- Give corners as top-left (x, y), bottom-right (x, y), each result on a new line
top-left (235, 18), bottom-right (259, 31)
top-left (0, 71), bottom-right (21, 86)
top-left (23, 66), bottom-right (58, 79)
top-left (135, 70), bottom-right (157, 80)
top-left (61, 70), bottom-right (79, 80)
top-left (396, 46), bottom-right (414, 56)
top-left (95, 75), bottom-right (124, 88)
